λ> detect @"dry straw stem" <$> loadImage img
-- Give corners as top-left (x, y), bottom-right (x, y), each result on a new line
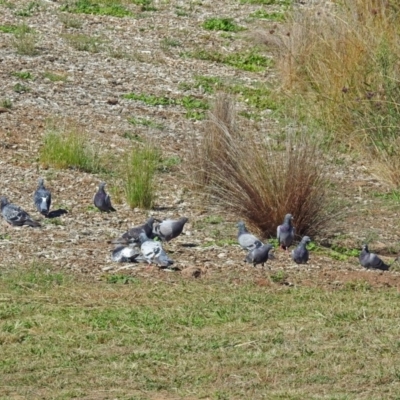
top-left (191, 93), bottom-right (332, 238)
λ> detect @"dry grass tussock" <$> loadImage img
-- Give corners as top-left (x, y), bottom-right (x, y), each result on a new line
top-left (261, 0), bottom-right (400, 187)
top-left (190, 94), bottom-right (332, 239)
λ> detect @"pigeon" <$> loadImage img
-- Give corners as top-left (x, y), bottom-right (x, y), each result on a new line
top-left (112, 217), bottom-right (155, 246)
top-left (33, 178), bottom-right (51, 216)
top-left (111, 245), bottom-right (142, 263)
top-left (1, 196), bottom-right (41, 227)
top-left (359, 244), bottom-right (389, 271)
top-left (245, 242), bottom-right (273, 268)
top-left (152, 217), bottom-right (188, 242)
top-left (277, 213), bottom-right (295, 250)
top-left (138, 232), bottom-right (174, 268)
top-left (292, 236), bottom-right (311, 264)
top-left (237, 221), bottom-right (262, 251)
top-left (93, 182), bottom-right (116, 212)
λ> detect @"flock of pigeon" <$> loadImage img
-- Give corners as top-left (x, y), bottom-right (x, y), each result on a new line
top-left (0, 179), bottom-right (394, 272)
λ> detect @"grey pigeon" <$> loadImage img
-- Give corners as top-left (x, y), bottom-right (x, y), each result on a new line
top-left (277, 213), bottom-right (295, 250)
top-left (292, 236), bottom-right (311, 264)
top-left (111, 245), bottom-right (143, 263)
top-left (359, 244), bottom-right (389, 271)
top-left (1, 196), bottom-right (41, 227)
top-left (139, 232), bottom-right (174, 267)
top-left (33, 178), bottom-right (51, 216)
top-left (112, 217), bottom-right (155, 246)
top-left (245, 242), bottom-right (273, 267)
top-left (152, 217), bottom-right (188, 242)
top-left (237, 221), bottom-right (262, 251)
top-left (93, 182), bottom-right (116, 212)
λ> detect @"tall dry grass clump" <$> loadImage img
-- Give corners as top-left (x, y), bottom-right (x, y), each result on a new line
top-left (190, 94), bottom-right (332, 238)
top-left (264, 0), bottom-right (400, 187)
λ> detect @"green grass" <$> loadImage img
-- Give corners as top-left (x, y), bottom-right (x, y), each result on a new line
top-left (187, 48), bottom-right (272, 72)
top-left (39, 126), bottom-right (103, 173)
top-left (12, 30), bottom-right (39, 56)
top-left (60, 0), bottom-right (133, 17)
top-left (43, 71), bottom-right (68, 82)
top-left (127, 116), bottom-right (164, 129)
top-left (123, 92), bottom-right (209, 120)
top-left (203, 17), bottom-right (244, 32)
top-left (12, 71), bottom-right (33, 80)
top-left (1, 99), bottom-right (12, 109)
top-left (122, 144), bottom-right (160, 209)
top-left (13, 83), bottom-right (30, 93)
top-left (14, 1), bottom-right (40, 17)
top-left (2, 264), bottom-right (400, 398)
top-left (250, 9), bottom-right (286, 21)
top-left (62, 33), bottom-right (103, 52)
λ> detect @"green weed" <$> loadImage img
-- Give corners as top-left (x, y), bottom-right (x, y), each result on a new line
top-left (270, 270), bottom-right (288, 283)
top-left (1, 99), bottom-right (12, 109)
top-left (128, 116), bottom-right (164, 130)
top-left (0, 23), bottom-right (32, 34)
top-left (43, 71), bottom-right (67, 82)
top-left (62, 33), bottom-right (102, 53)
top-left (13, 83), bottom-right (30, 93)
top-left (250, 9), bottom-right (286, 21)
top-left (60, 0), bottom-right (133, 17)
top-left (189, 48), bottom-right (272, 72)
top-left (12, 30), bottom-right (39, 56)
top-left (203, 18), bottom-right (244, 32)
top-left (15, 1), bottom-right (40, 17)
top-left (58, 13), bottom-right (83, 29)
top-left (12, 71), bottom-right (33, 80)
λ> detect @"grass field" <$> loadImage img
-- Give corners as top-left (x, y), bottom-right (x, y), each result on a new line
top-left (2, 265), bottom-right (400, 399)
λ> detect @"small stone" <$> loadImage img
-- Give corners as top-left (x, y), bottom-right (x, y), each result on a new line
top-left (107, 98), bottom-right (118, 105)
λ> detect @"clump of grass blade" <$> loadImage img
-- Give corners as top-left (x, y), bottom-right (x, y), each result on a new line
top-left (40, 125), bottom-right (102, 173)
top-left (122, 144), bottom-right (160, 209)
top-left (266, 1), bottom-right (400, 187)
top-left (190, 94), bottom-right (332, 237)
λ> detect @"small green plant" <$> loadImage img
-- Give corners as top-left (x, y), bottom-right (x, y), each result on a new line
top-left (250, 9), bottom-right (286, 21)
top-left (12, 30), bottom-right (39, 56)
top-left (0, 23), bottom-right (32, 34)
top-left (43, 71), bottom-right (67, 82)
top-left (270, 270), bottom-right (287, 283)
top-left (188, 48), bottom-right (272, 72)
top-left (60, 0), bottom-right (133, 17)
top-left (202, 18), bottom-right (244, 32)
top-left (58, 13), bottom-right (83, 29)
top-left (13, 83), bottom-right (30, 93)
top-left (1, 99), bottom-right (12, 109)
top-left (122, 144), bottom-right (160, 209)
top-left (123, 92), bottom-right (173, 106)
top-left (42, 218), bottom-right (64, 226)
top-left (179, 75), bottom-right (223, 94)
top-left (127, 116), bottom-right (164, 130)
top-left (62, 33), bottom-right (102, 53)
top-left (132, 0), bottom-right (157, 12)
top-left (15, 1), bottom-right (40, 17)
top-left (40, 125), bottom-right (103, 173)
top-left (160, 37), bottom-right (181, 49)
top-left (106, 274), bottom-right (138, 284)
top-left (122, 132), bottom-right (143, 142)
top-left (159, 156), bottom-right (181, 172)
top-left (12, 71), bottom-right (33, 79)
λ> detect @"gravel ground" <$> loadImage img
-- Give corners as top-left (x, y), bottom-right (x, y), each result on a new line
top-left (1, 0), bottom-right (400, 288)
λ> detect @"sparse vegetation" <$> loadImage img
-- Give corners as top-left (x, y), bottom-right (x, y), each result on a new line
top-left (128, 116), bottom-right (164, 129)
top-left (12, 71), bottom-right (33, 80)
top-left (58, 13), bottom-right (83, 29)
top-left (250, 9), bottom-right (286, 21)
top-left (122, 144), bottom-right (160, 209)
top-left (39, 123), bottom-right (103, 173)
top-left (43, 71), bottom-right (68, 82)
top-left (203, 17), bottom-right (244, 32)
top-left (12, 29), bottom-right (39, 56)
top-left (188, 48), bottom-right (272, 72)
top-left (123, 92), bottom-right (209, 120)
top-left (13, 83), bottom-right (30, 93)
top-left (60, 0), bottom-right (133, 17)
top-left (62, 33), bottom-right (103, 52)
top-left (190, 94), bottom-right (333, 237)
top-left (0, 23), bottom-right (32, 34)
top-left (1, 99), bottom-right (12, 109)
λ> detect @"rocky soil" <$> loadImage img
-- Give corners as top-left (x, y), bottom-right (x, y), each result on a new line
top-left (1, 0), bottom-right (400, 289)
